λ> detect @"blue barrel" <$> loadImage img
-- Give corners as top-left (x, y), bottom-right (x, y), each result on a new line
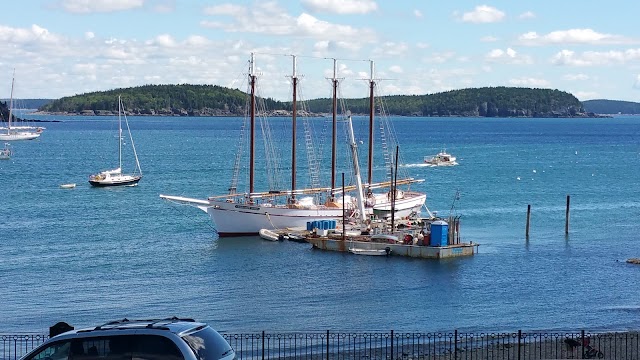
top-left (329, 220), bottom-right (337, 230)
top-left (321, 220), bottom-right (330, 230)
top-left (306, 221), bottom-right (314, 231)
top-left (430, 220), bottom-right (449, 247)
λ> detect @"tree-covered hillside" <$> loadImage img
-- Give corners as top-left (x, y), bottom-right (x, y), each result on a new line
top-left (40, 84), bottom-right (283, 116)
top-left (583, 99), bottom-right (640, 114)
top-left (308, 87), bottom-right (584, 117)
top-left (38, 84), bottom-right (591, 118)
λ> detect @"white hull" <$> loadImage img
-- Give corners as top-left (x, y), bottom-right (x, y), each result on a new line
top-left (60, 183), bottom-right (76, 189)
top-left (0, 132), bottom-right (40, 141)
top-left (160, 191), bottom-right (426, 237)
top-left (349, 247), bottom-right (391, 256)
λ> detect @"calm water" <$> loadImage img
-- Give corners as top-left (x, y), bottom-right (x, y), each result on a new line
top-left (2, 114), bottom-right (640, 333)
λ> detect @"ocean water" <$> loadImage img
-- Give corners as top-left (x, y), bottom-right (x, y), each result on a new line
top-left (2, 114), bottom-right (640, 333)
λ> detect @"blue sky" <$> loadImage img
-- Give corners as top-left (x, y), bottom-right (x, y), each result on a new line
top-left (1, 0), bottom-right (640, 102)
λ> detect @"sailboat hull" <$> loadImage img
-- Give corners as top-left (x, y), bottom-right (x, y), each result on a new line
top-left (0, 132), bottom-right (40, 141)
top-left (206, 200), bottom-right (346, 236)
top-left (89, 175), bottom-right (141, 187)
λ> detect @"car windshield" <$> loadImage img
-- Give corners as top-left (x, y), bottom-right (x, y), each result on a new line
top-left (181, 326), bottom-right (235, 360)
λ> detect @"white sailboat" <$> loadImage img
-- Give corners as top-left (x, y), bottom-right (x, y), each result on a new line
top-left (0, 70), bottom-right (43, 141)
top-left (160, 54), bottom-right (425, 236)
top-left (89, 96), bottom-right (142, 187)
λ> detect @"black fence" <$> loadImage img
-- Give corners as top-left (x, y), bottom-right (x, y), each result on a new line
top-left (3, 330), bottom-right (640, 359)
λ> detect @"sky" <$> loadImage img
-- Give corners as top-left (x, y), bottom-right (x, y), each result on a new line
top-left (2, 0), bottom-right (640, 102)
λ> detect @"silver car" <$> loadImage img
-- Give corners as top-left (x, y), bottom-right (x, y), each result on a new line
top-left (20, 318), bottom-right (235, 360)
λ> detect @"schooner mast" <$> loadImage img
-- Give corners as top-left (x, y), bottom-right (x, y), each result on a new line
top-left (249, 53), bottom-right (256, 199)
top-left (330, 58), bottom-right (338, 201)
top-left (367, 60), bottom-right (375, 188)
top-left (290, 55), bottom-right (298, 203)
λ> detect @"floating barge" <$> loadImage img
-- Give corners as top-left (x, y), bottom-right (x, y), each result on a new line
top-left (288, 217), bottom-right (479, 259)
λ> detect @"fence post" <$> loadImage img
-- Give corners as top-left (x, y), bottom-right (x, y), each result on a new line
top-left (517, 330), bottom-right (522, 360)
top-left (261, 331), bottom-right (265, 360)
top-left (390, 330), bottom-right (394, 360)
top-left (581, 330), bottom-right (585, 359)
top-left (326, 330), bottom-right (329, 360)
top-left (454, 329), bottom-right (458, 359)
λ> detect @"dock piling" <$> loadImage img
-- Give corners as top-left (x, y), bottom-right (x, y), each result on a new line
top-left (565, 195), bottom-right (570, 235)
top-left (525, 204), bottom-right (531, 239)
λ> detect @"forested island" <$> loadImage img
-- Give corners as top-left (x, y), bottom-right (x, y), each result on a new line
top-left (36, 84), bottom-right (594, 118)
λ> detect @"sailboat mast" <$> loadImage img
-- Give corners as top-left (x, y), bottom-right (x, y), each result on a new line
top-left (331, 59), bottom-right (338, 201)
top-left (368, 60), bottom-right (375, 188)
top-left (118, 95), bottom-right (122, 170)
top-left (290, 55), bottom-right (298, 202)
top-left (7, 69), bottom-right (15, 131)
top-left (249, 53), bottom-right (256, 198)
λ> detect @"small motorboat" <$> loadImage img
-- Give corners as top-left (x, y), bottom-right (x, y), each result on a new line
top-left (259, 228), bottom-right (285, 242)
top-left (348, 246), bottom-right (391, 256)
top-left (60, 183), bottom-right (77, 189)
top-left (0, 143), bottom-right (12, 160)
top-left (424, 151), bottom-right (458, 167)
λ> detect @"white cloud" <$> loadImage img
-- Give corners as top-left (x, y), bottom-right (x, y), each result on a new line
top-left (84, 31), bottom-right (95, 40)
top-left (459, 5), bottom-right (505, 24)
top-left (634, 75), bottom-right (640, 89)
top-left (153, 34), bottom-right (177, 47)
top-left (311, 39), bottom-right (362, 55)
top-left (416, 42), bottom-right (429, 49)
top-left (485, 48), bottom-right (533, 64)
top-left (0, 24), bottom-right (62, 45)
top-left (563, 73), bottom-right (589, 81)
top-left (372, 42), bottom-right (409, 57)
top-left (519, 29), bottom-right (640, 46)
top-left (389, 65), bottom-right (403, 73)
top-left (201, 3), bottom-right (376, 42)
top-left (301, 0), bottom-right (378, 14)
top-left (414, 10), bottom-right (423, 19)
top-left (151, 0), bottom-right (175, 13)
top-left (203, 4), bottom-right (245, 16)
top-left (185, 35), bottom-right (210, 47)
top-left (60, 0), bottom-right (144, 13)
top-left (573, 91), bottom-right (599, 100)
top-left (508, 77), bottom-right (550, 87)
top-left (518, 11), bottom-right (535, 20)
top-left (423, 52), bottom-right (456, 64)
top-left (481, 36), bottom-right (498, 42)
top-left (552, 49), bottom-right (640, 66)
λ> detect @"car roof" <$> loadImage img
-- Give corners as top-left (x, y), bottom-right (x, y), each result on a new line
top-left (59, 317), bottom-right (206, 338)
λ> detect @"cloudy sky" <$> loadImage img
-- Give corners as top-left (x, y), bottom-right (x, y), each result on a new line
top-left (2, 0), bottom-right (640, 102)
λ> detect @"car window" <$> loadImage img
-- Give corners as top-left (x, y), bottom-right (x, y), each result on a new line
top-left (132, 335), bottom-right (183, 360)
top-left (26, 340), bottom-right (71, 360)
top-left (181, 327), bottom-right (235, 360)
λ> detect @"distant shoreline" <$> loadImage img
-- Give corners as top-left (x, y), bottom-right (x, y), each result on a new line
top-left (27, 111), bottom-right (613, 119)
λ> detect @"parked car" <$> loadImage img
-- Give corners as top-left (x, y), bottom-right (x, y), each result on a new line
top-left (20, 317), bottom-right (235, 360)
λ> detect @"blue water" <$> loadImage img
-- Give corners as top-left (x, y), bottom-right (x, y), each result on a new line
top-left (2, 114), bottom-right (640, 333)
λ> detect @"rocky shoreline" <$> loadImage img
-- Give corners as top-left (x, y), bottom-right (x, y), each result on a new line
top-left (30, 109), bottom-right (612, 118)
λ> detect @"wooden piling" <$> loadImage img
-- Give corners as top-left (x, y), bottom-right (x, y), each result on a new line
top-left (565, 195), bottom-right (570, 235)
top-left (525, 204), bottom-right (531, 239)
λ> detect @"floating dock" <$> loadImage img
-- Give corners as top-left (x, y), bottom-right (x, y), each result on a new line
top-left (270, 217), bottom-right (479, 259)
top-left (306, 235), bottom-right (478, 259)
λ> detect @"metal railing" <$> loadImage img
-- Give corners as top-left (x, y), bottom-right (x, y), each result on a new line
top-left (3, 330), bottom-right (640, 359)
